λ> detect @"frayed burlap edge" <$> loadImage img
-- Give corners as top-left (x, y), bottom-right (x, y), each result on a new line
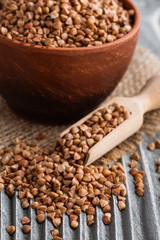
top-left (0, 45), bottom-right (160, 165)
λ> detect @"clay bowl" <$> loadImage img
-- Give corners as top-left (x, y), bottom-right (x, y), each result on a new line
top-left (0, 0), bottom-right (140, 123)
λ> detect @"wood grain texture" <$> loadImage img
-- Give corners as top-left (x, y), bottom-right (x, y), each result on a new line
top-left (0, 0), bottom-right (140, 123)
top-left (135, 75), bottom-right (160, 113)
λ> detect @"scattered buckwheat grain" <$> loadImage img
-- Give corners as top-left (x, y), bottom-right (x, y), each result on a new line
top-left (6, 225), bottom-right (16, 235)
top-left (130, 159), bottom-right (138, 168)
top-left (51, 229), bottom-right (59, 237)
top-left (148, 143), bottom-right (155, 151)
top-left (37, 132), bottom-right (46, 140)
top-left (22, 216), bottom-right (30, 225)
top-left (131, 152), bottom-right (139, 161)
top-left (155, 140), bottom-right (160, 149)
top-left (22, 225), bottom-right (31, 234)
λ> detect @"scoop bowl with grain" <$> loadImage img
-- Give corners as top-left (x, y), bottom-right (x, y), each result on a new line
top-left (0, 0), bottom-right (140, 122)
top-left (59, 75), bottom-right (160, 165)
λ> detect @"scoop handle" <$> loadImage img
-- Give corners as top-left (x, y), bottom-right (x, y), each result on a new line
top-left (135, 75), bottom-right (160, 114)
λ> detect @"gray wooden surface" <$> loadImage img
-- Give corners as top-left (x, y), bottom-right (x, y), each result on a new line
top-left (134, 0), bottom-right (160, 56)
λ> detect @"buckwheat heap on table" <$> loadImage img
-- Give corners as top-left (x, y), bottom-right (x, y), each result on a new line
top-left (0, 0), bottom-right (134, 47)
top-left (0, 103), bottom-right (130, 239)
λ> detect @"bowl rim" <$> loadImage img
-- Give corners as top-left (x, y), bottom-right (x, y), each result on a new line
top-left (0, 0), bottom-right (140, 52)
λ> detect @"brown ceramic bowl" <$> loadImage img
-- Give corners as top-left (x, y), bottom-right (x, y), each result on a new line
top-left (0, 0), bottom-right (140, 123)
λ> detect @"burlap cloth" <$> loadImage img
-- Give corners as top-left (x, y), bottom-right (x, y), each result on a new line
top-left (0, 45), bottom-right (160, 164)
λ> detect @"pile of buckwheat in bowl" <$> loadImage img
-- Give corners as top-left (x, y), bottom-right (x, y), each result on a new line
top-left (0, 0), bottom-right (135, 48)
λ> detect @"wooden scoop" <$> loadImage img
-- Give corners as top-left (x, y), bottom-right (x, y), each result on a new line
top-left (60, 75), bottom-right (160, 166)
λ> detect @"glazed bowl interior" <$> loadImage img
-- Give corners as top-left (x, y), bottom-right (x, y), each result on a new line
top-left (0, 0), bottom-right (140, 123)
